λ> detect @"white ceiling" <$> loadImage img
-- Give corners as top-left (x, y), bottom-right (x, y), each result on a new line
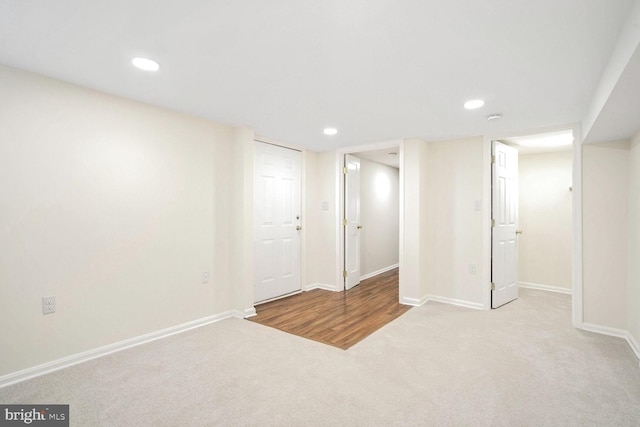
top-left (0, 0), bottom-right (637, 152)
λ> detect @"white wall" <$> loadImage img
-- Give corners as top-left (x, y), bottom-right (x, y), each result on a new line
top-left (425, 137), bottom-right (485, 305)
top-left (0, 65), bottom-right (240, 376)
top-left (582, 142), bottom-right (630, 329)
top-left (518, 151), bottom-right (572, 290)
top-left (0, 63), bottom-right (340, 379)
top-left (400, 137), bottom-right (484, 307)
top-left (400, 139), bottom-right (429, 304)
top-left (313, 151), bottom-right (339, 290)
top-left (231, 127), bottom-right (256, 316)
top-left (303, 150), bottom-right (320, 289)
top-left (359, 158), bottom-right (399, 277)
top-left (628, 132), bottom-right (640, 345)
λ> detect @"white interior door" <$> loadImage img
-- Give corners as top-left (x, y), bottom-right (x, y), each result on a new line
top-left (254, 141), bottom-right (302, 303)
top-left (344, 154), bottom-right (361, 290)
top-left (492, 141), bottom-right (519, 308)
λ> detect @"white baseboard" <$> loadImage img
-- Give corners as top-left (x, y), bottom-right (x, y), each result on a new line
top-left (303, 282), bottom-right (340, 292)
top-left (425, 295), bottom-right (484, 310)
top-left (626, 332), bottom-right (640, 363)
top-left (401, 294), bottom-right (483, 310)
top-left (360, 264), bottom-right (399, 281)
top-left (0, 311), bottom-right (238, 389)
top-left (581, 323), bottom-right (640, 365)
top-left (519, 281), bottom-right (572, 295)
top-left (581, 322), bottom-right (628, 339)
top-left (241, 307), bottom-right (257, 318)
top-left (304, 267), bottom-right (400, 293)
top-left (401, 295), bottom-right (429, 306)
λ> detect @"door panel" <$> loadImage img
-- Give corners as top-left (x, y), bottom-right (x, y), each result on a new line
top-left (492, 141), bottom-right (519, 308)
top-left (345, 154), bottom-right (361, 290)
top-left (254, 141), bottom-right (302, 303)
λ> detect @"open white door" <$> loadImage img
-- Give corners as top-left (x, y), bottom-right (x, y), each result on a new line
top-left (254, 141), bottom-right (302, 303)
top-left (344, 154), bottom-right (361, 290)
top-left (491, 141), bottom-right (519, 308)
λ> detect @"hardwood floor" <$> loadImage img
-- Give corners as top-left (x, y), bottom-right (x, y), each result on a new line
top-left (248, 268), bottom-right (410, 350)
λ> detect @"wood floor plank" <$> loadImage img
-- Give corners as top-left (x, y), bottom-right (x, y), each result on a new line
top-left (248, 268), bottom-right (410, 350)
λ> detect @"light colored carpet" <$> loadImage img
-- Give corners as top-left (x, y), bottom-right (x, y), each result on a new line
top-left (2, 289), bottom-right (640, 426)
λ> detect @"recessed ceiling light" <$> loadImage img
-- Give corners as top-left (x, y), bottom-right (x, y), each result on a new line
top-left (487, 113), bottom-right (503, 121)
top-left (132, 57), bottom-right (160, 72)
top-left (323, 127), bottom-right (338, 136)
top-left (464, 99), bottom-right (485, 110)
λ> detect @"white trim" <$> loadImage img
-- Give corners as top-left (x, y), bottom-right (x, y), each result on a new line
top-left (360, 264), bottom-right (399, 281)
top-left (425, 295), bottom-right (484, 310)
top-left (401, 295), bottom-right (429, 306)
top-left (0, 311), bottom-right (239, 389)
top-left (482, 138), bottom-right (492, 310)
top-left (242, 307), bottom-right (257, 318)
top-left (518, 281), bottom-right (572, 295)
top-left (398, 141), bottom-right (406, 306)
top-left (402, 294), bottom-right (483, 310)
top-left (580, 324), bottom-right (640, 365)
top-left (335, 150), bottom-right (344, 291)
top-left (626, 332), bottom-right (640, 363)
top-left (581, 322), bottom-right (628, 339)
top-left (300, 148), bottom-right (308, 307)
top-left (303, 282), bottom-right (340, 292)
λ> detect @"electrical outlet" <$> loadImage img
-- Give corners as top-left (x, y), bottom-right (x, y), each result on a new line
top-left (469, 264), bottom-right (477, 274)
top-left (42, 296), bottom-right (56, 314)
top-left (202, 272), bottom-right (209, 284)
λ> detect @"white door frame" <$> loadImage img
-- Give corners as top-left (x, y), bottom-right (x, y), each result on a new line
top-left (335, 140), bottom-right (404, 293)
top-left (482, 123), bottom-right (583, 327)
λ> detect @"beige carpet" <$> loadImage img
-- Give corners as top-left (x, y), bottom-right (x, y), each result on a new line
top-left (2, 289), bottom-right (640, 426)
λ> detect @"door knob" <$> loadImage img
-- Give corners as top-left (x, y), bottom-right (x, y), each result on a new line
top-left (357, 225), bottom-right (363, 229)
top-left (516, 229), bottom-right (523, 235)
top-left (296, 225), bottom-right (302, 231)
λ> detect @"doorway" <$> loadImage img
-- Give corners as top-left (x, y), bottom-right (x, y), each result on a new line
top-left (492, 129), bottom-right (574, 308)
top-left (342, 146), bottom-right (401, 291)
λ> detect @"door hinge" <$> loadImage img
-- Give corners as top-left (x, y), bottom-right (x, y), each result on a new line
top-left (343, 270), bottom-right (348, 278)
top-left (491, 282), bottom-right (496, 291)
top-left (491, 219), bottom-right (495, 227)
top-left (343, 218), bottom-right (348, 226)
top-left (491, 155), bottom-right (495, 164)
top-left (343, 166), bottom-right (347, 175)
